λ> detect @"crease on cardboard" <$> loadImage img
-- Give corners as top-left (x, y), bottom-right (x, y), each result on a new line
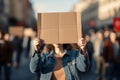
top-left (58, 12), bottom-right (78, 43)
top-left (58, 13), bottom-right (60, 43)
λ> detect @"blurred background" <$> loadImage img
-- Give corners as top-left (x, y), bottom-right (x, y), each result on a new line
top-left (0, 0), bottom-right (120, 80)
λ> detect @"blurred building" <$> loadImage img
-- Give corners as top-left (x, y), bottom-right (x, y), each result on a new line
top-left (9, 0), bottom-right (36, 27)
top-left (98, 0), bottom-right (120, 26)
top-left (23, 1), bottom-right (36, 28)
top-left (73, 0), bottom-right (92, 12)
top-left (0, 0), bottom-right (9, 32)
top-left (73, 0), bottom-right (120, 32)
top-left (9, 0), bottom-right (24, 22)
top-left (0, 0), bottom-right (36, 32)
top-left (73, 0), bottom-right (98, 33)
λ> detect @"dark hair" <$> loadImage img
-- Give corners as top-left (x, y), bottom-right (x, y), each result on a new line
top-left (46, 44), bottom-right (54, 53)
top-left (71, 43), bottom-right (80, 50)
top-left (62, 44), bottom-right (73, 50)
top-left (0, 30), bottom-right (5, 39)
top-left (110, 30), bottom-right (117, 34)
top-left (44, 44), bottom-right (73, 53)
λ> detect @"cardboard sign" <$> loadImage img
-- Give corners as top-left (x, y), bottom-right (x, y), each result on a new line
top-left (9, 26), bottom-right (24, 37)
top-left (38, 12), bottom-right (82, 43)
top-left (113, 18), bottom-right (120, 32)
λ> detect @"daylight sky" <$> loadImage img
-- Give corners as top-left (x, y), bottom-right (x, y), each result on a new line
top-left (30, 0), bottom-right (79, 18)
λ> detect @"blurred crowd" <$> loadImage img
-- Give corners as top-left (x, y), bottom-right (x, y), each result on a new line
top-left (84, 27), bottom-right (120, 80)
top-left (0, 26), bottom-right (120, 80)
top-left (0, 29), bottom-right (37, 80)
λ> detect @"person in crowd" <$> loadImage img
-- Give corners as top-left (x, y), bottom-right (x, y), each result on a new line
top-left (90, 29), bottom-right (97, 45)
top-left (103, 31), bottom-right (119, 80)
top-left (85, 34), bottom-right (94, 65)
top-left (113, 32), bottom-right (120, 80)
top-left (103, 27), bottom-right (110, 42)
top-left (22, 36), bottom-right (31, 58)
top-left (94, 31), bottom-right (105, 80)
top-left (0, 31), bottom-right (13, 80)
top-left (29, 31), bottom-right (37, 57)
top-left (30, 37), bottom-right (90, 80)
top-left (12, 35), bottom-right (23, 69)
top-left (77, 34), bottom-right (96, 80)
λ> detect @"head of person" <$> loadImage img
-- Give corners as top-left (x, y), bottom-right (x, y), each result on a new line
top-left (85, 34), bottom-right (91, 42)
top-left (44, 44), bottom-right (73, 53)
top-left (96, 31), bottom-right (103, 41)
top-left (104, 27), bottom-right (110, 38)
top-left (4, 33), bottom-right (11, 41)
top-left (110, 31), bottom-right (117, 43)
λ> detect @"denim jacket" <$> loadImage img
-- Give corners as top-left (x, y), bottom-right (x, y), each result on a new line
top-left (30, 50), bottom-right (89, 80)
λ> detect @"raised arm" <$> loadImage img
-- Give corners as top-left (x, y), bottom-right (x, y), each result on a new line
top-left (75, 37), bottom-right (90, 72)
top-left (30, 38), bottom-right (45, 74)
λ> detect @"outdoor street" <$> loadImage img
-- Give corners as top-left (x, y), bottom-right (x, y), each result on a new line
top-left (1, 54), bottom-right (37, 80)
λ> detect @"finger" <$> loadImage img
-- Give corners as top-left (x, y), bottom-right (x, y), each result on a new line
top-left (33, 42), bottom-right (40, 46)
top-left (33, 39), bottom-right (40, 43)
top-left (34, 38), bottom-right (40, 41)
top-left (33, 40), bottom-right (40, 45)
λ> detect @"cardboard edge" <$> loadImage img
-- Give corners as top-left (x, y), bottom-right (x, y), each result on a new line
top-left (76, 12), bottom-right (82, 41)
top-left (37, 13), bottom-right (41, 39)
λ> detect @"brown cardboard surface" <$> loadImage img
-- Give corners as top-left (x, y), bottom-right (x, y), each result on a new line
top-left (38, 12), bottom-right (82, 44)
top-left (59, 12), bottom-right (77, 25)
top-left (41, 29), bottom-right (59, 43)
top-left (9, 26), bottom-right (23, 37)
top-left (59, 25), bottom-right (78, 43)
top-left (41, 13), bottom-right (58, 26)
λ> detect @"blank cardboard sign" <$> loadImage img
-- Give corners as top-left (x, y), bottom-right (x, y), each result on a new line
top-left (38, 12), bottom-right (82, 44)
top-left (9, 26), bottom-right (23, 37)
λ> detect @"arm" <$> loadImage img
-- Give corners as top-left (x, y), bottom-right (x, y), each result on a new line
top-left (75, 50), bottom-right (90, 72)
top-left (76, 37), bottom-right (90, 72)
top-left (30, 38), bottom-right (45, 74)
top-left (30, 51), bottom-right (41, 73)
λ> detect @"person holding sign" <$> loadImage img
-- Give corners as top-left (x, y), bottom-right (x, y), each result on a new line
top-left (30, 12), bottom-right (90, 80)
top-left (30, 37), bottom-right (89, 80)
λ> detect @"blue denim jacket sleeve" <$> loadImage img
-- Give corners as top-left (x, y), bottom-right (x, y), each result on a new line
top-left (30, 52), bottom-right (45, 74)
top-left (75, 50), bottom-right (90, 72)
